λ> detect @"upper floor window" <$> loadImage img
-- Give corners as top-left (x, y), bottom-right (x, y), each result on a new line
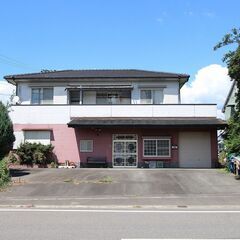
top-left (69, 90), bottom-right (80, 105)
top-left (31, 88), bottom-right (53, 104)
top-left (140, 89), bottom-right (163, 104)
top-left (83, 90), bottom-right (131, 104)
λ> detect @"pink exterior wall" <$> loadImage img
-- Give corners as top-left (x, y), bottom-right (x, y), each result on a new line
top-left (76, 127), bottom-right (218, 168)
top-left (14, 124), bottom-right (219, 168)
top-left (14, 124), bottom-right (80, 164)
top-left (76, 128), bottom-right (181, 167)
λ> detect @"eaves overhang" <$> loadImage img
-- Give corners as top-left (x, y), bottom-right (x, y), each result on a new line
top-left (68, 117), bottom-right (227, 130)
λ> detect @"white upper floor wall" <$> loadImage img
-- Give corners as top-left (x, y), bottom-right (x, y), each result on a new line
top-left (5, 69), bottom-right (190, 105)
top-left (16, 80), bottom-right (180, 105)
top-left (5, 70), bottom-right (222, 125)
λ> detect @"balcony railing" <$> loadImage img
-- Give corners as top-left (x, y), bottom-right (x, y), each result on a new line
top-left (10, 104), bottom-right (217, 124)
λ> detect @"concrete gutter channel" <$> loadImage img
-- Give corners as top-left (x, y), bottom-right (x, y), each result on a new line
top-left (1, 168), bottom-right (240, 210)
top-left (2, 204), bottom-right (240, 211)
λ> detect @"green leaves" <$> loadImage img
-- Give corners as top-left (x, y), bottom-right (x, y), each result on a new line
top-left (224, 117), bottom-right (240, 155)
top-left (16, 142), bottom-right (54, 166)
top-left (0, 102), bottom-right (15, 159)
top-left (214, 28), bottom-right (240, 51)
top-left (0, 158), bottom-right (10, 188)
top-left (215, 28), bottom-right (240, 156)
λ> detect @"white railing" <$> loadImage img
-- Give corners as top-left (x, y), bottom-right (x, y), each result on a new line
top-left (10, 104), bottom-right (217, 124)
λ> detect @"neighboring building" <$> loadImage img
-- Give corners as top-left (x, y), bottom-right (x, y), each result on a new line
top-left (222, 81), bottom-right (238, 120)
top-left (5, 69), bottom-right (226, 168)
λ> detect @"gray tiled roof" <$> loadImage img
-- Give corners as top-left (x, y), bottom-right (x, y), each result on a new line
top-left (4, 69), bottom-right (189, 80)
top-left (68, 117), bottom-right (226, 129)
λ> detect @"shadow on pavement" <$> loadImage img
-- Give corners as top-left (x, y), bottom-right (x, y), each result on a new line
top-left (9, 169), bottom-right (31, 177)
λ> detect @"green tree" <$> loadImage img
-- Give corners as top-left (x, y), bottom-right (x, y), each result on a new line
top-left (0, 101), bottom-right (15, 159)
top-left (214, 28), bottom-right (240, 155)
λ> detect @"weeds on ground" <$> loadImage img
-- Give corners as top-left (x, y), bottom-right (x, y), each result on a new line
top-left (63, 178), bottom-right (74, 183)
top-left (97, 176), bottom-right (113, 183)
top-left (0, 158), bottom-right (10, 190)
top-left (218, 167), bottom-right (231, 174)
top-left (63, 175), bottom-right (114, 184)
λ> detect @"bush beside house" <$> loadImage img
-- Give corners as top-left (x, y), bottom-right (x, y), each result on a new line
top-left (15, 142), bottom-right (55, 167)
top-left (0, 101), bottom-right (15, 188)
top-left (0, 158), bottom-right (10, 188)
top-left (0, 102), bottom-right (15, 159)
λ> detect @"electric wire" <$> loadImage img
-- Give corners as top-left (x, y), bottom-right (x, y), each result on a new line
top-left (0, 53), bottom-right (39, 71)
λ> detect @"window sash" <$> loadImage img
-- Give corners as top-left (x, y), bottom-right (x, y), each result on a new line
top-left (80, 140), bottom-right (93, 152)
top-left (143, 139), bottom-right (170, 157)
top-left (69, 90), bottom-right (81, 105)
top-left (140, 89), bottom-right (163, 104)
top-left (31, 88), bottom-right (53, 104)
top-left (31, 88), bottom-right (41, 104)
top-left (24, 131), bottom-right (51, 145)
top-left (82, 90), bottom-right (131, 105)
top-left (140, 90), bottom-right (152, 104)
top-left (42, 88), bottom-right (53, 104)
top-left (153, 90), bottom-right (163, 104)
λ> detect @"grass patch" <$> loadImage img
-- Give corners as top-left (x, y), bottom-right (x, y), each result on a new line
top-left (63, 178), bottom-right (73, 183)
top-left (63, 176), bottom-right (114, 184)
top-left (97, 176), bottom-right (113, 183)
top-left (218, 167), bottom-right (231, 174)
top-left (133, 205), bottom-right (142, 208)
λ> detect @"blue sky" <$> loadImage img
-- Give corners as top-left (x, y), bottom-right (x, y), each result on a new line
top-left (0, 0), bottom-right (239, 111)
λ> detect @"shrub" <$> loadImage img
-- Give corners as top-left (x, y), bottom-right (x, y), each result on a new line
top-left (50, 161), bottom-right (58, 168)
top-left (0, 158), bottom-right (10, 188)
top-left (7, 151), bottom-right (19, 164)
top-left (219, 151), bottom-right (227, 167)
top-left (0, 102), bottom-right (15, 159)
top-left (16, 142), bottom-right (54, 166)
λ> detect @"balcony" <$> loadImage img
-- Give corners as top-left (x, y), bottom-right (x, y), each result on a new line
top-left (9, 104), bottom-right (217, 124)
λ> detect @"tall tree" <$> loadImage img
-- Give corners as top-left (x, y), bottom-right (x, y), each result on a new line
top-left (0, 101), bottom-right (15, 159)
top-left (214, 28), bottom-right (240, 155)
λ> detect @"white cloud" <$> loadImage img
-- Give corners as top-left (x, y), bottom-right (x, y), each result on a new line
top-left (0, 80), bottom-right (15, 104)
top-left (181, 64), bottom-right (232, 119)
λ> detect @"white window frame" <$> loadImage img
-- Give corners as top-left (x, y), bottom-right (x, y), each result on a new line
top-left (24, 130), bottom-right (51, 145)
top-left (140, 89), bottom-right (152, 104)
top-left (31, 87), bottom-right (54, 104)
top-left (140, 89), bottom-right (163, 104)
top-left (143, 138), bottom-right (171, 157)
top-left (80, 140), bottom-right (93, 152)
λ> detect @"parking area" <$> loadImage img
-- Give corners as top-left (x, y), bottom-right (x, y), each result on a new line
top-left (0, 168), bottom-right (240, 207)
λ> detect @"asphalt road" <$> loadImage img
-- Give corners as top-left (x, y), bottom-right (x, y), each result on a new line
top-left (0, 209), bottom-right (240, 240)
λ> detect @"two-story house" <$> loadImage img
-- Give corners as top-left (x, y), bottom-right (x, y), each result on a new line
top-left (5, 69), bottom-right (226, 168)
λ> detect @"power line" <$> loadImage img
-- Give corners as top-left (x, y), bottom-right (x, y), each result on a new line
top-left (0, 53), bottom-right (39, 71)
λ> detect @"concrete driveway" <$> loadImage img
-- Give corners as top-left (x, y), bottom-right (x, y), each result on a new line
top-left (0, 168), bottom-right (240, 207)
